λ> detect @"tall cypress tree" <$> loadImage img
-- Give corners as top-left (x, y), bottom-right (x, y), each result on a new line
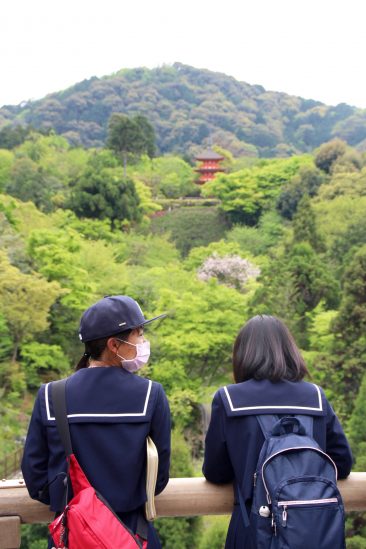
top-left (292, 194), bottom-right (325, 252)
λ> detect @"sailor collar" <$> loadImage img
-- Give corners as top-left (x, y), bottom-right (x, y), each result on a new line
top-left (220, 379), bottom-right (325, 417)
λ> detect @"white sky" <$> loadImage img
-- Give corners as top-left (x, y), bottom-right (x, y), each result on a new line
top-left (1, 0), bottom-right (365, 109)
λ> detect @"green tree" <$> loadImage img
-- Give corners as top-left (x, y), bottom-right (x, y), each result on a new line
top-left (0, 313), bottom-right (12, 362)
top-left (292, 195), bottom-right (325, 252)
top-left (0, 149), bottom-right (14, 191)
top-left (68, 151), bottom-right (141, 227)
top-left (331, 217), bottom-right (366, 273)
top-left (134, 114), bottom-right (156, 158)
top-left (26, 227), bottom-right (96, 353)
top-left (250, 243), bottom-right (338, 347)
top-left (202, 156), bottom-right (311, 225)
top-left (5, 157), bottom-right (57, 211)
top-left (16, 131), bottom-right (88, 191)
top-left (199, 516), bottom-right (228, 549)
top-left (0, 251), bottom-right (63, 364)
top-left (107, 113), bottom-right (156, 176)
top-left (226, 210), bottom-right (285, 256)
top-left (331, 150), bottom-right (363, 174)
top-left (133, 178), bottom-right (162, 222)
top-left (0, 125), bottom-right (34, 149)
top-left (277, 165), bottom-right (325, 219)
top-left (0, 251), bottom-right (63, 400)
top-left (314, 139), bottom-right (347, 174)
top-left (346, 535), bottom-right (366, 549)
top-left (331, 245), bottom-right (366, 414)
top-left (313, 195), bottom-right (366, 252)
top-left (316, 168), bottom-right (366, 202)
top-left (128, 265), bottom-right (247, 380)
top-left (131, 155), bottom-right (196, 199)
top-left (20, 342), bottom-right (70, 390)
top-left (151, 206), bottom-right (229, 256)
top-left (20, 524), bottom-right (49, 549)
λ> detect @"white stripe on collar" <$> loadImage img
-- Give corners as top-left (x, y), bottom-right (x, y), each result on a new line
top-left (223, 383), bottom-right (323, 412)
top-left (45, 379), bottom-right (152, 420)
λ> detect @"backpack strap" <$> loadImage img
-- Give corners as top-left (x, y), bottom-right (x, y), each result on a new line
top-left (237, 484), bottom-right (250, 528)
top-left (256, 414), bottom-right (279, 439)
top-left (237, 415), bottom-right (277, 530)
top-left (52, 379), bottom-right (73, 457)
top-left (237, 415), bottom-right (279, 530)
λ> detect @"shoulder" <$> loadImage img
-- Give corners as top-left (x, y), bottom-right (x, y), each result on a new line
top-left (218, 379), bottom-right (326, 417)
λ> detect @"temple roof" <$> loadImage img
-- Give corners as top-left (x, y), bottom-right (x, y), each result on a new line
top-left (194, 149), bottom-right (224, 161)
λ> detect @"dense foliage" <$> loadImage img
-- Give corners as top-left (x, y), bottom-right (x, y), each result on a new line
top-left (1, 64), bottom-right (366, 158)
top-left (1, 131), bottom-right (365, 547)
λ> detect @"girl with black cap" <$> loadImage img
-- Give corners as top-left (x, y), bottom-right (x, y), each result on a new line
top-left (22, 295), bottom-right (171, 548)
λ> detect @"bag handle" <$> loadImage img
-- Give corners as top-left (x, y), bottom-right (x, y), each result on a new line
top-left (271, 416), bottom-right (306, 436)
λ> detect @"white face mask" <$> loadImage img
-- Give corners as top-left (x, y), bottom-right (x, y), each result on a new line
top-left (116, 339), bottom-right (150, 372)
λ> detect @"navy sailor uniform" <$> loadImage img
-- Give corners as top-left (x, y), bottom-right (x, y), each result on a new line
top-left (21, 366), bottom-right (171, 547)
top-left (203, 379), bottom-right (353, 549)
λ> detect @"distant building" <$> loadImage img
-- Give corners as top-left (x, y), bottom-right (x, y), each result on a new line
top-left (194, 149), bottom-right (224, 184)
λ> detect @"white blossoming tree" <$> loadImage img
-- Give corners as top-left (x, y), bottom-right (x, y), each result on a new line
top-left (197, 253), bottom-right (260, 291)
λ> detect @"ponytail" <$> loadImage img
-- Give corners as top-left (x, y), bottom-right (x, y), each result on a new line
top-left (75, 352), bottom-right (90, 371)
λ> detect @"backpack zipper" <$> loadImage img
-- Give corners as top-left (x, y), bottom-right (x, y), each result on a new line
top-left (278, 498), bottom-right (338, 527)
top-left (261, 446), bottom-right (338, 504)
top-left (281, 505), bottom-right (287, 527)
top-left (278, 498), bottom-right (338, 506)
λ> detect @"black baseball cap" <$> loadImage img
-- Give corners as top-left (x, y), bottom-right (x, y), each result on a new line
top-left (79, 295), bottom-right (167, 342)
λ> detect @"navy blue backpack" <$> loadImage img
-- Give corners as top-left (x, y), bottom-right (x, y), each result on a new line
top-left (239, 415), bottom-right (346, 549)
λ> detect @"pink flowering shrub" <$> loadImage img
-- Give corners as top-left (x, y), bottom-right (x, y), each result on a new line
top-left (197, 253), bottom-right (260, 291)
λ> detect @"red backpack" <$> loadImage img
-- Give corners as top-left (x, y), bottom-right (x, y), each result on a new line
top-left (49, 379), bottom-right (148, 549)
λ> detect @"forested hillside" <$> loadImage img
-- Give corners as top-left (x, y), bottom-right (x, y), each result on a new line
top-left (1, 130), bottom-right (366, 547)
top-left (1, 63), bottom-right (366, 157)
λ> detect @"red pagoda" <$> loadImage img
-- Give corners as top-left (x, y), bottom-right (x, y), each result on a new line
top-left (194, 149), bottom-right (224, 184)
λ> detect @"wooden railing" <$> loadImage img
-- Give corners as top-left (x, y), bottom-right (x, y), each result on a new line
top-left (0, 449), bottom-right (23, 481)
top-left (0, 473), bottom-right (365, 549)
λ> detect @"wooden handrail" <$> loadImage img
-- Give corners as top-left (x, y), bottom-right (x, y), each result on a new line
top-left (0, 472), bottom-right (365, 522)
top-left (0, 474), bottom-right (365, 548)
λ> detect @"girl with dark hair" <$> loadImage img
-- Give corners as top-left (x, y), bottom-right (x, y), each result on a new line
top-left (22, 295), bottom-right (171, 548)
top-left (203, 315), bottom-right (352, 549)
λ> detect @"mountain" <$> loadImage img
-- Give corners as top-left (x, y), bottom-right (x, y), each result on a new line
top-left (1, 63), bottom-right (366, 157)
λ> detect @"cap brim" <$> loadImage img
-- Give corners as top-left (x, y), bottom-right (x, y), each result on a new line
top-left (142, 313), bottom-right (167, 326)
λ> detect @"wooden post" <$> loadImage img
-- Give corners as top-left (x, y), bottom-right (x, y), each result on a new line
top-left (0, 516), bottom-right (21, 549)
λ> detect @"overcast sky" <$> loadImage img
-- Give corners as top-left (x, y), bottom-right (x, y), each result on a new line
top-left (1, 0), bottom-right (365, 109)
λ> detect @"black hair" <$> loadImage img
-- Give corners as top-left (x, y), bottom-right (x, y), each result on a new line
top-left (233, 315), bottom-right (309, 383)
top-left (76, 329), bottom-right (132, 371)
